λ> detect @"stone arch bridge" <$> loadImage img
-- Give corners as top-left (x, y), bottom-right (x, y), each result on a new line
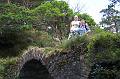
top-left (7, 46), bottom-right (90, 79)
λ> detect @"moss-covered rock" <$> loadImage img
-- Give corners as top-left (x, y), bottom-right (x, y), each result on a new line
top-left (0, 58), bottom-right (18, 79)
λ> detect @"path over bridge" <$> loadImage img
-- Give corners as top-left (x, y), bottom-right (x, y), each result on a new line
top-left (6, 45), bottom-right (90, 79)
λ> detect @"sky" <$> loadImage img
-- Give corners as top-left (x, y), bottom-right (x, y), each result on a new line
top-left (61, 0), bottom-right (110, 23)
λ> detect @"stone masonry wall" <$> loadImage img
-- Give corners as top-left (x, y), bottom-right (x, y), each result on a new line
top-left (7, 46), bottom-right (90, 79)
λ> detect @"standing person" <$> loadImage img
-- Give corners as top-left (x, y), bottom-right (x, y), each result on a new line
top-left (68, 15), bottom-right (81, 39)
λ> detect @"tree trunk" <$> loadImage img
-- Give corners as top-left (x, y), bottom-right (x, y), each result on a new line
top-left (114, 21), bottom-right (118, 33)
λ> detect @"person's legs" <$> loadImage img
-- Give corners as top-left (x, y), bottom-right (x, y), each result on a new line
top-left (78, 28), bottom-right (86, 36)
top-left (68, 27), bottom-right (83, 39)
top-left (68, 30), bottom-right (74, 39)
top-left (68, 32), bottom-right (72, 39)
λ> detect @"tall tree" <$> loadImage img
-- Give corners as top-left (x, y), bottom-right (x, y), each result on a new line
top-left (0, 4), bottom-right (35, 56)
top-left (0, 0), bottom-right (11, 3)
top-left (34, 0), bottom-right (73, 39)
top-left (77, 13), bottom-right (96, 26)
top-left (100, 1), bottom-right (120, 33)
top-left (109, 0), bottom-right (120, 3)
top-left (21, 0), bottom-right (50, 8)
top-left (0, 0), bottom-right (50, 8)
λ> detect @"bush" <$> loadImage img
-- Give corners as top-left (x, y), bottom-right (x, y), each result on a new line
top-left (30, 30), bottom-right (56, 47)
top-left (89, 60), bottom-right (120, 79)
top-left (87, 32), bottom-right (120, 61)
top-left (92, 26), bottom-right (105, 34)
top-left (0, 58), bottom-right (17, 79)
top-left (87, 32), bottom-right (120, 79)
top-left (0, 30), bottom-right (32, 57)
top-left (59, 31), bottom-right (120, 79)
top-left (60, 35), bottom-right (89, 49)
top-left (0, 3), bottom-right (35, 57)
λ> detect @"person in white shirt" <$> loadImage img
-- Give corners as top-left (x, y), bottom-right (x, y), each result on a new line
top-left (68, 16), bottom-right (91, 39)
top-left (68, 15), bottom-right (81, 39)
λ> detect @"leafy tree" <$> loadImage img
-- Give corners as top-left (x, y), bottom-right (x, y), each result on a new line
top-left (0, 0), bottom-right (50, 8)
top-left (0, 3), bottom-right (36, 33)
top-left (100, 2), bottom-right (120, 33)
top-left (33, 0), bottom-right (96, 39)
top-left (20, 0), bottom-right (51, 8)
top-left (0, 3), bottom-right (35, 57)
top-left (34, 0), bottom-right (73, 39)
top-left (109, 0), bottom-right (120, 4)
top-left (78, 13), bottom-right (96, 26)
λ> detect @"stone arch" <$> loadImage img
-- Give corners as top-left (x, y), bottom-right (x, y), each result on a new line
top-left (17, 47), bottom-right (46, 71)
top-left (5, 47), bottom-right (53, 79)
top-left (15, 47), bottom-right (53, 79)
top-left (7, 46), bottom-right (90, 79)
top-left (18, 59), bottom-right (53, 79)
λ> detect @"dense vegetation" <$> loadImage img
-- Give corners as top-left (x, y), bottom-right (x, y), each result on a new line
top-left (0, 0), bottom-right (120, 79)
top-left (60, 32), bottom-right (120, 79)
top-left (100, 0), bottom-right (120, 32)
top-left (0, 0), bottom-right (96, 57)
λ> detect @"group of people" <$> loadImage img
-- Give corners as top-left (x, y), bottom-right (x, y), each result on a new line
top-left (68, 15), bottom-right (91, 39)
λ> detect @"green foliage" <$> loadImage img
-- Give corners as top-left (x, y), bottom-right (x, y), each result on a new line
top-left (0, 31), bottom-right (32, 57)
top-left (77, 13), bottom-right (96, 26)
top-left (30, 31), bottom-right (56, 47)
top-left (0, 3), bottom-right (35, 29)
top-left (33, 0), bottom-right (73, 38)
top-left (100, 6), bottom-right (120, 25)
top-left (35, 0), bottom-right (73, 18)
top-left (88, 32), bottom-right (120, 61)
top-left (0, 3), bottom-right (35, 57)
top-left (100, 0), bottom-right (120, 32)
top-left (87, 33), bottom-right (120, 78)
top-left (0, 0), bottom-right (50, 8)
top-left (89, 61), bottom-right (120, 79)
top-left (0, 3), bottom-right (34, 31)
top-left (60, 35), bottom-right (89, 49)
top-left (91, 26), bottom-right (105, 34)
top-left (1, 2), bottom-right (120, 78)
top-left (60, 31), bottom-right (120, 78)
top-left (0, 58), bottom-right (17, 79)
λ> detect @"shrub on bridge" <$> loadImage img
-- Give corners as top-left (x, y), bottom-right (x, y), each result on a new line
top-left (60, 31), bottom-right (120, 78)
top-left (88, 32), bottom-right (120, 61)
top-left (87, 32), bottom-right (120, 79)
top-left (60, 35), bottom-right (89, 50)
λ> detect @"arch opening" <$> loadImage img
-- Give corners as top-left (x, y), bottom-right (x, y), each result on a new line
top-left (18, 59), bottom-right (53, 79)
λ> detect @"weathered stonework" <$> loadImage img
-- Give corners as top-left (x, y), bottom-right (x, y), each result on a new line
top-left (47, 50), bottom-right (89, 79)
top-left (7, 46), bottom-right (90, 79)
